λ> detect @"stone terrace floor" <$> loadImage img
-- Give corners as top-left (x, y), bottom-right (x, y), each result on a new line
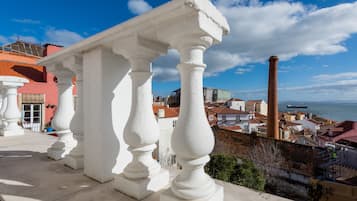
top-left (0, 131), bottom-right (291, 201)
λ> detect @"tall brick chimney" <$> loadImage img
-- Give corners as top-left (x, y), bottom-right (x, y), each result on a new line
top-left (267, 56), bottom-right (279, 140)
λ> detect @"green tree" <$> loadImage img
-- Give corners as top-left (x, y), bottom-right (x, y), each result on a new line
top-left (205, 154), bottom-right (236, 182)
top-left (205, 154), bottom-right (265, 191)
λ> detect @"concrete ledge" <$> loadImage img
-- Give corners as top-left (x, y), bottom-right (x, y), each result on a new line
top-left (64, 154), bottom-right (84, 169)
top-left (114, 169), bottom-right (169, 200)
top-left (0, 129), bottom-right (24, 137)
top-left (160, 185), bottom-right (223, 201)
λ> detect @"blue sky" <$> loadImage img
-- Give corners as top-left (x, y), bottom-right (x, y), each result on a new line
top-left (1, 0), bottom-right (357, 102)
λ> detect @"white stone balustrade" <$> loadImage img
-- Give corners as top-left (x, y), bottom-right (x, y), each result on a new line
top-left (113, 36), bottom-right (169, 200)
top-left (0, 76), bottom-right (29, 137)
top-left (47, 66), bottom-right (77, 160)
top-left (64, 56), bottom-right (84, 169)
top-left (0, 89), bottom-right (7, 129)
top-left (38, 0), bottom-right (229, 200)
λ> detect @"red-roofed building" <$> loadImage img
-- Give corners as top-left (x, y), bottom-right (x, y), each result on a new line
top-left (218, 125), bottom-right (242, 132)
top-left (226, 98), bottom-right (245, 111)
top-left (206, 106), bottom-right (254, 133)
top-left (152, 105), bottom-right (179, 167)
top-left (0, 41), bottom-right (69, 131)
top-left (246, 99), bottom-right (267, 116)
top-left (318, 121), bottom-right (357, 147)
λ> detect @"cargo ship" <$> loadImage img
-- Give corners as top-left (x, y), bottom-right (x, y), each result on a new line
top-left (287, 104), bottom-right (308, 109)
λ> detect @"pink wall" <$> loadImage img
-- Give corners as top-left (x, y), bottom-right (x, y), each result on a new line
top-left (18, 71), bottom-right (58, 125)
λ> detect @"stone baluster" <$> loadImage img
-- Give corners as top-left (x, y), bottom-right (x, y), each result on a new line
top-left (113, 36), bottom-right (169, 200)
top-left (47, 68), bottom-right (77, 160)
top-left (1, 83), bottom-right (24, 136)
top-left (64, 57), bottom-right (84, 169)
top-left (161, 35), bottom-right (223, 201)
top-left (0, 89), bottom-right (7, 129)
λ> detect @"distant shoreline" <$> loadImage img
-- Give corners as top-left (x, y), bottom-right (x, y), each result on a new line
top-left (279, 102), bottom-right (357, 122)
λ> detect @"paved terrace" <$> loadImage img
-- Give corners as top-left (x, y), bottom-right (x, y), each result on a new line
top-left (0, 132), bottom-right (290, 201)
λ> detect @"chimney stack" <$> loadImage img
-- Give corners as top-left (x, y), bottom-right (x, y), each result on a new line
top-left (267, 56), bottom-right (279, 140)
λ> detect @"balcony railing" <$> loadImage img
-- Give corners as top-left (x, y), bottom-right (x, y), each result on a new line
top-left (35, 0), bottom-right (230, 200)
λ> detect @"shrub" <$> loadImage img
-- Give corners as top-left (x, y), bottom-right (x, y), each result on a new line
top-left (230, 159), bottom-right (265, 191)
top-left (205, 154), bottom-right (236, 182)
top-left (205, 154), bottom-right (265, 191)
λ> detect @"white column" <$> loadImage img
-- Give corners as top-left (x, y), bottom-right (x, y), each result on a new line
top-left (113, 37), bottom-right (169, 200)
top-left (47, 69), bottom-right (77, 160)
top-left (0, 85), bottom-right (24, 136)
top-left (65, 67), bottom-right (84, 169)
top-left (161, 36), bottom-right (223, 201)
top-left (0, 89), bottom-right (7, 129)
top-left (62, 56), bottom-right (84, 169)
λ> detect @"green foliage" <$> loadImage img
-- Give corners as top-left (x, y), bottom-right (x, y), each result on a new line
top-left (230, 159), bottom-right (265, 191)
top-left (205, 154), bottom-right (236, 182)
top-left (205, 154), bottom-right (266, 191)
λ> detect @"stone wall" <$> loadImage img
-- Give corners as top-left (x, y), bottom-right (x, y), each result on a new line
top-left (212, 126), bottom-right (321, 200)
top-left (212, 126), bottom-right (318, 177)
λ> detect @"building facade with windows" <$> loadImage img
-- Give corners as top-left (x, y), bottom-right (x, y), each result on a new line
top-left (0, 41), bottom-right (66, 131)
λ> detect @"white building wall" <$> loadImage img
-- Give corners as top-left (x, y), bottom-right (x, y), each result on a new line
top-left (294, 119), bottom-right (320, 134)
top-left (228, 101), bottom-right (245, 111)
top-left (158, 117), bottom-right (177, 155)
top-left (258, 101), bottom-right (268, 116)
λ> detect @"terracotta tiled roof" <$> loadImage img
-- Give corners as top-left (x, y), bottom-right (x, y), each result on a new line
top-left (219, 125), bottom-right (242, 131)
top-left (227, 98), bottom-right (244, 101)
top-left (246, 100), bottom-right (264, 104)
top-left (319, 121), bottom-right (357, 143)
top-left (152, 105), bottom-right (179, 118)
top-left (322, 121), bottom-right (357, 137)
top-left (209, 107), bottom-right (250, 115)
top-left (341, 136), bottom-right (357, 143)
top-left (285, 121), bottom-right (302, 127)
top-left (249, 119), bottom-right (264, 124)
top-left (254, 112), bottom-right (267, 119)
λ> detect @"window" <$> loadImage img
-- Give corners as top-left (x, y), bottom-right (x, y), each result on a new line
top-left (22, 104), bottom-right (42, 132)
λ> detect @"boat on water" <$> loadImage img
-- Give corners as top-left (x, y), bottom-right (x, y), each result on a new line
top-left (287, 104), bottom-right (308, 109)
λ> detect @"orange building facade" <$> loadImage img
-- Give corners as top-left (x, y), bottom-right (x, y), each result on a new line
top-left (0, 41), bottom-right (68, 131)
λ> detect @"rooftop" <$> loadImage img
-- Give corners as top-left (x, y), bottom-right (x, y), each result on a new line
top-left (209, 107), bottom-right (251, 115)
top-left (0, 132), bottom-right (291, 201)
top-left (152, 105), bottom-right (179, 118)
top-left (1, 41), bottom-right (44, 57)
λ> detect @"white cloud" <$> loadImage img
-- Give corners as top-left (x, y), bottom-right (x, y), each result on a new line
top-left (0, 28), bottom-right (82, 47)
top-left (128, 0), bottom-right (152, 15)
top-left (313, 72), bottom-right (357, 81)
top-left (153, 50), bottom-right (180, 81)
top-left (152, 1), bottom-right (357, 81)
top-left (235, 73), bottom-right (357, 101)
top-left (12, 18), bottom-right (40, 24)
top-left (236, 66), bottom-right (254, 74)
top-left (235, 80), bottom-right (357, 101)
top-left (0, 35), bottom-right (9, 45)
top-left (45, 28), bottom-right (84, 47)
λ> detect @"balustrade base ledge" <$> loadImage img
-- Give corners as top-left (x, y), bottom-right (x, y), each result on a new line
top-left (160, 185), bottom-right (223, 201)
top-left (0, 128), bottom-right (24, 137)
top-left (64, 154), bottom-right (84, 169)
top-left (47, 145), bottom-right (76, 161)
top-left (114, 169), bottom-right (169, 200)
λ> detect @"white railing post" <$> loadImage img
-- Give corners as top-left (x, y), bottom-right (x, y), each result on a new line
top-left (113, 36), bottom-right (169, 200)
top-left (0, 77), bottom-right (28, 137)
top-left (161, 35), bottom-right (223, 201)
top-left (64, 56), bottom-right (84, 169)
top-left (47, 68), bottom-right (76, 160)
